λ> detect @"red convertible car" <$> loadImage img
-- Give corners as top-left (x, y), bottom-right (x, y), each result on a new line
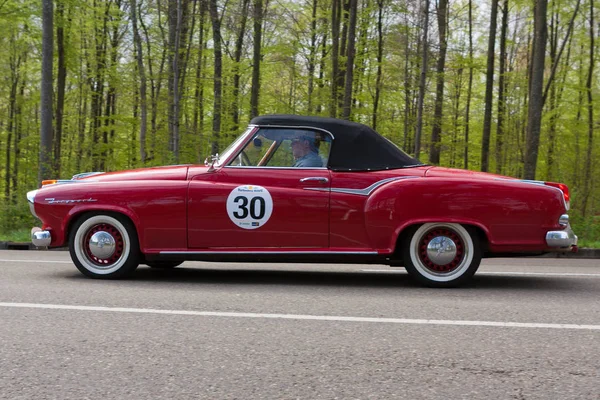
top-left (27, 115), bottom-right (577, 287)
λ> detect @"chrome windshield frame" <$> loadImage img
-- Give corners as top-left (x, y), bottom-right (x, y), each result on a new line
top-left (213, 126), bottom-right (258, 167)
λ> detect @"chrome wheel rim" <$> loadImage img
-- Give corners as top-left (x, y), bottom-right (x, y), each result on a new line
top-left (419, 228), bottom-right (464, 273)
top-left (83, 224), bottom-right (123, 266)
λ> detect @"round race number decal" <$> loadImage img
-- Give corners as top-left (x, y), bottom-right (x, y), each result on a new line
top-left (226, 185), bottom-right (273, 230)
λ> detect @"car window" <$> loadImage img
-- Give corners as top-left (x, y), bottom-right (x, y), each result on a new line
top-left (228, 128), bottom-right (332, 168)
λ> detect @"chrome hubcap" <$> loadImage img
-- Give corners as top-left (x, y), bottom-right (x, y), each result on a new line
top-left (426, 236), bottom-right (457, 265)
top-left (89, 231), bottom-right (116, 259)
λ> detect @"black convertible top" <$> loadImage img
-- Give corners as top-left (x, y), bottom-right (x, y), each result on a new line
top-left (250, 114), bottom-right (422, 171)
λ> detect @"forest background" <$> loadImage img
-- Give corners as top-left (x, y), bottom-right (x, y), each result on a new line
top-left (0, 0), bottom-right (598, 246)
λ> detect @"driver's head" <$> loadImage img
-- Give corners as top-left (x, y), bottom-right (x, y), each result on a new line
top-left (291, 132), bottom-right (316, 160)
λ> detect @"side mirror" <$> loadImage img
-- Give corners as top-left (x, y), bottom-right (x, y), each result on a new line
top-left (253, 138), bottom-right (263, 148)
top-left (205, 153), bottom-right (219, 172)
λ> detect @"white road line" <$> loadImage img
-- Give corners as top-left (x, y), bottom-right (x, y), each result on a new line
top-left (361, 270), bottom-right (600, 277)
top-left (0, 259), bottom-right (72, 264)
top-left (1, 302), bottom-right (599, 331)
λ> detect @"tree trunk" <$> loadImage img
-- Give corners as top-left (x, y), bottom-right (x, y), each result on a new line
top-left (250, 0), bottom-right (263, 119)
top-left (542, 0), bottom-right (581, 105)
top-left (372, 0), bottom-right (384, 130)
top-left (341, 0), bottom-right (357, 119)
top-left (316, 18), bottom-right (328, 114)
top-left (573, 43), bottom-right (585, 187)
top-left (40, 0), bottom-right (54, 183)
top-left (495, 0), bottom-right (508, 174)
top-left (231, 0), bottom-right (250, 132)
top-left (12, 72), bottom-right (26, 202)
top-left (54, 0), bottom-right (67, 177)
top-left (464, 0), bottom-right (473, 169)
top-left (337, 0), bottom-right (349, 111)
top-left (403, 12), bottom-right (411, 151)
top-left (581, 0), bottom-right (595, 215)
top-left (168, 0), bottom-right (188, 162)
top-left (524, 0), bottom-right (548, 180)
top-left (89, 0), bottom-right (109, 171)
top-left (481, 0), bottom-right (499, 172)
top-left (330, 0), bottom-right (340, 117)
top-left (193, 0), bottom-right (207, 141)
top-left (414, 0), bottom-right (429, 158)
top-left (5, 51), bottom-right (19, 198)
top-left (140, 1), bottom-right (168, 160)
top-left (209, 0), bottom-right (223, 154)
top-left (307, 0), bottom-right (318, 114)
top-left (429, 0), bottom-right (448, 165)
top-left (131, 0), bottom-right (147, 163)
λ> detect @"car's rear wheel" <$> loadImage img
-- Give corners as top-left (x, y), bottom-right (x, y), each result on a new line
top-left (402, 223), bottom-right (481, 287)
top-left (146, 261), bottom-right (183, 269)
top-left (69, 213), bottom-right (140, 279)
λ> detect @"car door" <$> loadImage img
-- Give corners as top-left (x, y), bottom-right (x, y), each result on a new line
top-left (187, 167), bottom-right (331, 249)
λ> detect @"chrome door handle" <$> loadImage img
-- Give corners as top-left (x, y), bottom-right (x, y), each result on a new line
top-left (300, 177), bottom-right (329, 183)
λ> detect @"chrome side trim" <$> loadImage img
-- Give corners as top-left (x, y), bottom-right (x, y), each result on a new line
top-left (160, 251), bottom-right (378, 255)
top-left (44, 197), bottom-right (97, 205)
top-left (72, 171), bottom-right (105, 180)
top-left (249, 124), bottom-right (335, 140)
top-left (496, 178), bottom-right (570, 211)
top-left (224, 166), bottom-right (328, 170)
top-left (306, 176), bottom-right (418, 196)
top-left (49, 180), bottom-right (82, 185)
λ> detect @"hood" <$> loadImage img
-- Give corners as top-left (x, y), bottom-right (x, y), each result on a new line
top-left (424, 166), bottom-right (511, 181)
top-left (78, 165), bottom-right (191, 182)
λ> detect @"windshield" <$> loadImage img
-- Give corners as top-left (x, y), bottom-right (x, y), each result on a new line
top-left (214, 127), bottom-right (254, 166)
top-left (227, 127), bottom-right (332, 168)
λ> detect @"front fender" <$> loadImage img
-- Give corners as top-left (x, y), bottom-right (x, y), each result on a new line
top-left (33, 180), bottom-right (188, 250)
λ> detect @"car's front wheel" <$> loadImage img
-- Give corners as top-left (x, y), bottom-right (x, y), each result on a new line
top-left (402, 223), bottom-right (481, 287)
top-left (69, 213), bottom-right (140, 279)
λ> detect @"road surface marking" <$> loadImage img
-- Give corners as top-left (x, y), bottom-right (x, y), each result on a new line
top-left (0, 259), bottom-right (72, 264)
top-left (1, 302), bottom-right (599, 331)
top-left (362, 270), bottom-right (600, 277)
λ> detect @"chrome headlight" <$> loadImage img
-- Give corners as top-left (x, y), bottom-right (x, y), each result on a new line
top-left (27, 189), bottom-right (38, 218)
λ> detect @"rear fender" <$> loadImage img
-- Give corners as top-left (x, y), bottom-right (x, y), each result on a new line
top-left (364, 177), bottom-right (566, 252)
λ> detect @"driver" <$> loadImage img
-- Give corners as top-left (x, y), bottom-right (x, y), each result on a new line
top-left (291, 132), bottom-right (323, 167)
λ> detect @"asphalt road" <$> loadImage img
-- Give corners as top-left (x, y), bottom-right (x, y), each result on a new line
top-left (1, 250), bottom-right (599, 400)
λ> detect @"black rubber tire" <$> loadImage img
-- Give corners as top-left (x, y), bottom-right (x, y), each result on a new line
top-left (402, 223), bottom-right (481, 288)
top-left (69, 212), bottom-right (141, 279)
top-left (146, 261), bottom-right (183, 269)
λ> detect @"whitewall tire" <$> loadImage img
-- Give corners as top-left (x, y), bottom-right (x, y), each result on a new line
top-left (402, 223), bottom-right (481, 287)
top-left (69, 213), bottom-right (140, 279)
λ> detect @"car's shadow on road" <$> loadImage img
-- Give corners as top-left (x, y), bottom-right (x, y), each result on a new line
top-left (60, 265), bottom-right (592, 292)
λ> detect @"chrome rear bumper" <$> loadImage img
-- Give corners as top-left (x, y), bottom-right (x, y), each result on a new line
top-left (546, 224), bottom-right (578, 249)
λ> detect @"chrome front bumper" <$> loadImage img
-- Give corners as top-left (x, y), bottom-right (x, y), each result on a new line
top-left (31, 227), bottom-right (51, 247)
top-left (546, 224), bottom-right (578, 249)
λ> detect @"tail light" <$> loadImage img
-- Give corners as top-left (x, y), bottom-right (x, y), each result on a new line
top-left (545, 182), bottom-right (570, 210)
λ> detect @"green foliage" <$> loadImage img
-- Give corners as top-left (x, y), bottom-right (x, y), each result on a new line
top-left (570, 211), bottom-right (600, 248)
top-left (0, 202), bottom-right (37, 240)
